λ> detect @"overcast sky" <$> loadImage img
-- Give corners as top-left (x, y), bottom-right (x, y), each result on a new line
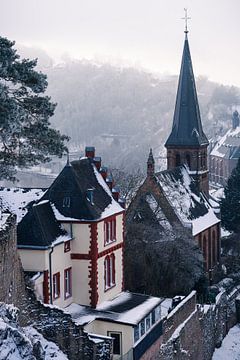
top-left (1, 0), bottom-right (240, 86)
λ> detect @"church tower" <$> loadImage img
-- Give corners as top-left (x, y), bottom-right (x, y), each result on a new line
top-left (165, 29), bottom-right (209, 195)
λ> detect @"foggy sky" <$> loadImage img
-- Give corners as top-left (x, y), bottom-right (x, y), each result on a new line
top-left (1, 0), bottom-right (240, 86)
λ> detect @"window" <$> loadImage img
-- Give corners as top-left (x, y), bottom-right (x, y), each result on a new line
top-left (145, 313), bottom-right (151, 331)
top-left (64, 268), bottom-right (72, 299)
top-left (176, 153), bottom-right (181, 167)
top-left (140, 320), bottom-right (145, 336)
top-left (134, 325), bottom-right (140, 342)
top-left (186, 154), bottom-right (191, 168)
top-left (53, 272), bottom-right (60, 299)
top-left (104, 253), bottom-right (115, 290)
top-left (63, 196), bottom-right (71, 208)
top-left (108, 332), bottom-right (121, 355)
top-left (64, 240), bottom-right (71, 253)
top-left (104, 217), bottom-right (116, 245)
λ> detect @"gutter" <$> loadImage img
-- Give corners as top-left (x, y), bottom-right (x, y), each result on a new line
top-left (49, 246), bottom-right (54, 304)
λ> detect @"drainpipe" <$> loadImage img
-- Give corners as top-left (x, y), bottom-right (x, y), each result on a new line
top-left (49, 246), bottom-right (54, 304)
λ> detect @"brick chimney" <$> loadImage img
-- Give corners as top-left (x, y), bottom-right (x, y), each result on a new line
top-left (112, 187), bottom-right (120, 202)
top-left (106, 176), bottom-right (113, 191)
top-left (100, 166), bottom-right (108, 181)
top-left (118, 198), bottom-right (126, 209)
top-left (93, 157), bottom-right (101, 171)
top-left (85, 146), bottom-right (95, 159)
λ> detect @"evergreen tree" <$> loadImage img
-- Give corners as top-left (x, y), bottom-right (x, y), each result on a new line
top-left (220, 158), bottom-right (240, 232)
top-left (0, 36), bottom-right (68, 181)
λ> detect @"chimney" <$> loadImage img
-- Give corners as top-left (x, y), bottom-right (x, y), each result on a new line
top-left (118, 198), bottom-right (126, 209)
top-left (232, 111), bottom-right (240, 130)
top-left (100, 166), bottom-right (108, 181)
top-left (85, 146), bottom-right (95, 159)
top-left (106, 176), bottom-right (113, 191)
top-left (112, 187), bottom-right (120, 202)
top-left (147, 148), bottom-right (155, 176)
top-left (93, 157), bottom-right (101, 171)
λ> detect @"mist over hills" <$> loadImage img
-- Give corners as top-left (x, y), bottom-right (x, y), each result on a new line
top-left (18, 45), bottom-right (240, 171)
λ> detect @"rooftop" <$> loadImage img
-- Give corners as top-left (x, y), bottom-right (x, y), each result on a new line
top-left (65, 292), bottom-right (164, 326)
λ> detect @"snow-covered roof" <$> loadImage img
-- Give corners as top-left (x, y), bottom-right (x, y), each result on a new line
top-left (40, 158), bottom-right (123, 222)
top-left (0, 187), bottom-right (45, 223)
top-left (155, 166), bottom-right (220, 236)
top-left (210, 126), bottom-right (240, 159)
top-left (65, 292), bottom-right (163, 326)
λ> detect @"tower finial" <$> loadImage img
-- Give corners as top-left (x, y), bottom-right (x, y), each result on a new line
top-left (181, 8), bottom-right (191, 34)
top-left (147, 148), bottom-right (155, 176)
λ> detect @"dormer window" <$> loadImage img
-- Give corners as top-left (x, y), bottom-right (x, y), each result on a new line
top-left (86, 188), bottom-right (94, 205)
top-left (63, 196), bottom-right (71, 208)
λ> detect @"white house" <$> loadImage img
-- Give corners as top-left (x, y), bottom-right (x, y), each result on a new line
top-left (0, 147), bottom-right (168, 359)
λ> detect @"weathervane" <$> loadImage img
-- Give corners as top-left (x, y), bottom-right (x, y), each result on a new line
top-left (181, 8), bottom-right (191, 34)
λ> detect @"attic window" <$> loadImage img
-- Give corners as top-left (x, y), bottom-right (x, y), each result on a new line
top-left (86, 188), bottom-right (94, 205)
top-left (63, 197), bottom-right (71, 208)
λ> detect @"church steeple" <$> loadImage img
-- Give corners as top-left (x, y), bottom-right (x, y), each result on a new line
top-left (165, 28), bottom-right (209, 195)
top-left (165, 34), bottom-right (208, 147)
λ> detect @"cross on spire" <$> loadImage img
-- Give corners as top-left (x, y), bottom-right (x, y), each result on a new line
top-left (181, 8), bottom-right (191, 34)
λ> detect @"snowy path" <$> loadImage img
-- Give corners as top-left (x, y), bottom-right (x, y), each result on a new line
top-left (212, 324), bottom-right (240, 359)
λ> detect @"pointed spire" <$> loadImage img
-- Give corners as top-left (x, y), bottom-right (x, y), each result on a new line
top-left (147, 148), bottom-right (155, 176)
top-left (165, 34), bottom-right (208, 148)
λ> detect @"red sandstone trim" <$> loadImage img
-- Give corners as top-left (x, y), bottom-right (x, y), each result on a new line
top-left (122, 212), bottom-right (125, 291)
top-left (89, 223), bottom-right (99, 308)
top-left (98, 242), bottom-right (123, 258)
top-left (70, 242), bottom-right (123, 260)
top-left (71, 253), bottom-right (90, 260)
top-left (43, 270), bottom-right (49, 304)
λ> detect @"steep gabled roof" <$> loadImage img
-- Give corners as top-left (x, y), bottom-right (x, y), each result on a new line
top-left (155, 165), bottom-right (219, 236)
top-left (40, 158), bottom-right (123, 221)
top-left (165, 34), bottom-right (208, 147)
top-left (17, 200), bottom-right (70, 248)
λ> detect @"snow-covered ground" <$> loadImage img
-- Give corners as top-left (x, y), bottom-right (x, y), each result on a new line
top-left (212, 324), bottom-right (240, 360)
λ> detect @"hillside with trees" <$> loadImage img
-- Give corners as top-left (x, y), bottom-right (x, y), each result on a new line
top-left (18, 46), bottom-right (240, 172)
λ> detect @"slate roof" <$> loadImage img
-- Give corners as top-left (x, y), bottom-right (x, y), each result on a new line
top-left (210, 126), bottom-right (240, 159)
top-left (17, 200), bottom-right (70, 249)
top-left (65, 292), bottom-right (164, 326)
top-left (40, 158), bottom-right (123, 221)
top-left (165, 34), bottom-right (208, 147)
top-left (155, 165), bottom-right (220, 236)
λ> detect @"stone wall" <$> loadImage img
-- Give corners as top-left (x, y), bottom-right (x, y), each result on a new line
top-left (159, 288), bottom-right (240, 360)
top-left (0, 213), bottom-right (25, 306)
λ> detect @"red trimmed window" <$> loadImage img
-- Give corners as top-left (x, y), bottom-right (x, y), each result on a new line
top-left (104, 217), bottom-right (116, 245)
top-left (53, 272), bottom-right (60, 299)
top-left (104, 253), bottom-right (116, 290)
top-left (64, 240), bottom-right (71, 253)
top-left (64, 267), bottom-right (72, 299)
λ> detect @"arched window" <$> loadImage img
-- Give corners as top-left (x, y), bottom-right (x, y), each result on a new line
top-left (208, 232), bottom-right (212, 270)
top-left (104, 253), bottom-right (115, 290)
top-left (176, 153), bottom-right (181, 167)
top-left (186, 154), bottom-right (191, 168)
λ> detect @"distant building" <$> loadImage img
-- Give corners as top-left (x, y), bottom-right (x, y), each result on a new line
top-left (209, 110), bottom-right (240, 187)
top-left (128, 31), bottom-right (221, 272)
